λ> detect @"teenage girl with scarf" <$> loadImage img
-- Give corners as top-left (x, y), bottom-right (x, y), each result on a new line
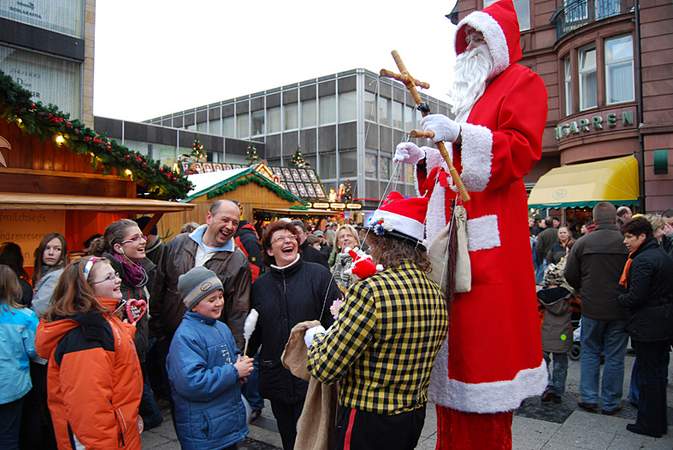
top-left (35, 256), bottom-right (143, 449)
top-left (90, 219), bottom-right (163, 429)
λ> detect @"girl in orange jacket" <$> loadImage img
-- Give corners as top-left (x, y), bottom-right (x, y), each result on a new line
top-left (35, 256), bottom-right (143, 449)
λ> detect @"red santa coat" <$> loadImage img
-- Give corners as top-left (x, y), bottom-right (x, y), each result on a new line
top-left (418, 0), bottom-right (548, 413)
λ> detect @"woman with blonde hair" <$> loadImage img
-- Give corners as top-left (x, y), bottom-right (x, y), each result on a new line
top-left (35, 256), bottom-right (143, 449)
top-left (330, 224), bottom-right (362, 291)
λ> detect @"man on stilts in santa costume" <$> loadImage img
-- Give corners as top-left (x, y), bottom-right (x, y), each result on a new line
top-left (394, 0), bottom-right (548, 448)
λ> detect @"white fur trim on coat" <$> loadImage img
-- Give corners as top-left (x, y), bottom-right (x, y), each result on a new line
top-left (466, 215), bottom-right (500, 251)
top-left (457, 11), bottom-right (510, 78)
top-left (425, 183), bottom-right (446, 244)
top-left (459, 123), bottom-right (493, 192)
top-left (429, 355), bottom-right (548, 413)
top-left (424, 146), bottom-right (447, 172)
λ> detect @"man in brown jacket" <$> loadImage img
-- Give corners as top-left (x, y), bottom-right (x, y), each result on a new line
top-left (564, 202), bottom-right (629, 415)
top-left (154, 200), bottom-right (251, 347)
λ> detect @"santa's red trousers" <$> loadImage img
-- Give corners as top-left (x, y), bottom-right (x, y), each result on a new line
top-left (435, 405), bottom-right (513, 450)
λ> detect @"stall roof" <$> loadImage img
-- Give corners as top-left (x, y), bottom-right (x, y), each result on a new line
top-left (183, 167), bottom-right (305, 204)
top-left (528, 155), bottom-right (639, 209)
top-left (0, 192), bottom-right (195, 212)
top-left (254, 207), bottom-right (339, 216)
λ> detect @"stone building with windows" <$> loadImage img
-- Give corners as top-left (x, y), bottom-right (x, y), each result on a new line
top-left (0, 0), bottom-right (95, 126)
top-left (146, 69), bottom-right (452, 210)
top-left (454, 0), bottom-right (672, 211)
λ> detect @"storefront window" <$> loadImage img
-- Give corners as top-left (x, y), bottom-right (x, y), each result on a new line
top-left (605, 35), bottom-right (634, 105)
top-left (0, 0), bottom-right (84, 38)
top-left (0, 45), bottom-right (81, 118)
top-left (579, 46), bottom-right (597, 110)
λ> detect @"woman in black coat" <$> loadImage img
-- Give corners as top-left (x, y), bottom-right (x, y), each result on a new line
top-left (250, 220), bottom-right (340, 450)
top-left (618, 217), bottom-right (673, 438)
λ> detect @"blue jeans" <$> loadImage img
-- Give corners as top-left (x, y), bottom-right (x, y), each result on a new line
top-left (544, 352), bottom-right (569, 395)
top-left (242, 354), bottom-right (264, 411)
top-left (579, 316), bottom-right (628, 411)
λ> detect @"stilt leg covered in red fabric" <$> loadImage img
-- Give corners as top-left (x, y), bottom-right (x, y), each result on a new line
top-left (435, 405), bottom-right (513, 450)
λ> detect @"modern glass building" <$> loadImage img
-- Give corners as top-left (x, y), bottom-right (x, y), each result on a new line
top-left (146, 68), bottom-right (452, 208)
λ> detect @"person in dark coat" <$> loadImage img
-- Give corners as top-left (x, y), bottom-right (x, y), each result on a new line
top-left (0, 242), bottom-right (32, 307)
top-left (564, 202), bottom-right (629, 414)
top-left (536, 218), bottom-right (558, 264)
top-left (618, 217), bottom-right (673, 438)
top-left (249, 220), bottom-right (340, 450)
top-left (291, 220), bottom-right (329, 268)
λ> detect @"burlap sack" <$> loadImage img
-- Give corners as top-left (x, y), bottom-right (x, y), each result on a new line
top-left (427, 205), bottom-right (471, 294)
top-left (281, 321), bottom-right (338, 450)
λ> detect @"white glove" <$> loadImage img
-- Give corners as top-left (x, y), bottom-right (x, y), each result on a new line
top-left (304, 325), bottom-right (326, 348)
top-left (394, 142), bottom-right (425, 164)
top-left (421, 114), bottom-right (461, 143)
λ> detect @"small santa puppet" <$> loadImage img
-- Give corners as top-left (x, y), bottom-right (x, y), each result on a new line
top-left (394, 0), bottom-right (548, 448)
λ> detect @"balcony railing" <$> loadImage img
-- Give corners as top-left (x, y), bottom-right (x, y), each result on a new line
top-left (551, 0), bottom-right (634, 40)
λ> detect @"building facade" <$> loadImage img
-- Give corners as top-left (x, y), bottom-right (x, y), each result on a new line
top-left (147, 69), bottom-right (452, 209)
top-left (456, 0), bottom-right (672, 211)
top-left (0, 0), bottom-right (95, 126)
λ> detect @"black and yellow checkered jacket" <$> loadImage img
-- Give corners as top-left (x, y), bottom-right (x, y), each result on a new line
top-left (307, 260), bottom-right (448, 415)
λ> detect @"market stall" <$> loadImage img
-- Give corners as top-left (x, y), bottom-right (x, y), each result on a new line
top-left (0, 71), bottom-right (193, 263)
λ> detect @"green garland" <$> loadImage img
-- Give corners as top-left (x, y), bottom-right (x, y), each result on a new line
top-left (205, 172), bottom-right (305, 204)
top-left (0, 70), bottom-right (192, 200)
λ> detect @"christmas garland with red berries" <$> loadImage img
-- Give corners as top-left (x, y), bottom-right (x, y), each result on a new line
top-left (0, 71), bottom-right (192, 200)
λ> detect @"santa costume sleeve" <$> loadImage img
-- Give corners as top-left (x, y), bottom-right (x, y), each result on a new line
top-left (458, 69), bottom-right (547, 193)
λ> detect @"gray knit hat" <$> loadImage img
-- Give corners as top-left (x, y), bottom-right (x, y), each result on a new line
top-left (178, 266), bottom-right (223, 310)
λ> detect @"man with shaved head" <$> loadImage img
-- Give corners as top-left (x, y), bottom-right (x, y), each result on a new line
top-left (156, 199), bottom-right (251, 347)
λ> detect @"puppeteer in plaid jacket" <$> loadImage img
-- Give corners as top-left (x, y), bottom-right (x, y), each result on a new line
top-left (307, 260), bottom-right (448, 415)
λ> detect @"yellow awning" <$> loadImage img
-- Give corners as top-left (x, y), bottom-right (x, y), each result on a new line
top-left (528, 155), bottom-right (639, 208)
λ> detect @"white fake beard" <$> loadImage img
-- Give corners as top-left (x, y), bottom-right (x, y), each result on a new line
top-left (448, 45), bottom-right (494, 120)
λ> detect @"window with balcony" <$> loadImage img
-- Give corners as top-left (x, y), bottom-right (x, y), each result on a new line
top-left (605, 35), bottom-right (634, 104)
top-left (484, 0), bottom-right (530, 30)
top-left (564, 56), bottom-right (573, 116)
top-left (579, 46), bottom-right (597, 110)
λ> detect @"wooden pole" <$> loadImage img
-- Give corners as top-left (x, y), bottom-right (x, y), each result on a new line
top-left (380, 51), bottom-right (470, 202)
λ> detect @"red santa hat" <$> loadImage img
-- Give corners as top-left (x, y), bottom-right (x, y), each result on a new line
top-left (455, 0), bottom-right (522, 77)
top-left (367, 192), bottom-right (428, 246)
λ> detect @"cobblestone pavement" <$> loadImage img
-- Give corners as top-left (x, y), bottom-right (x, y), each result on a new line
top-left (143, 352), bottom-right (673, 449)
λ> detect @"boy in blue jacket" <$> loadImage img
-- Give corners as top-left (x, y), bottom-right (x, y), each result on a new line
top-left (167, 266), bottom-right (254, 450)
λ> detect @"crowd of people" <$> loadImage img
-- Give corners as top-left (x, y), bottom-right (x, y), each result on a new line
top-left (532, 205), bottom-right (673, 438)
top-left (0, 198), bottom-right (383, 450)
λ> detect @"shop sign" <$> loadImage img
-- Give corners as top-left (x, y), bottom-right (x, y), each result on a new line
top-left (311, 202), bottom-right (330, 209)
top-left (329, 202), bottom-right (346, 210)
top-left (555, 109), bottom-right (635, 141)
top-left (0, 211), bottom-right (66, 266)
top-left (346, 203), bottom-right (362, 210)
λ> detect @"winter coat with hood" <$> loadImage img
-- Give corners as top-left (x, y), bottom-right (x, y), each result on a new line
top-left (564, 222), bottom-right (628, 321)
top-left (617, 238), bottom-right (673, 342)
top-left (35, 297), bottom-right (143, 450)
top-left (249, 256), bottom-right (339, 403)
top-left (31, 267), bottom-right (65, 317)
top-left (537, 287), bottom-right (573, 353)
top-left (155, 226), bottom-right (251, 346)
top-left (167, 311), bottom-right (247, 450)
